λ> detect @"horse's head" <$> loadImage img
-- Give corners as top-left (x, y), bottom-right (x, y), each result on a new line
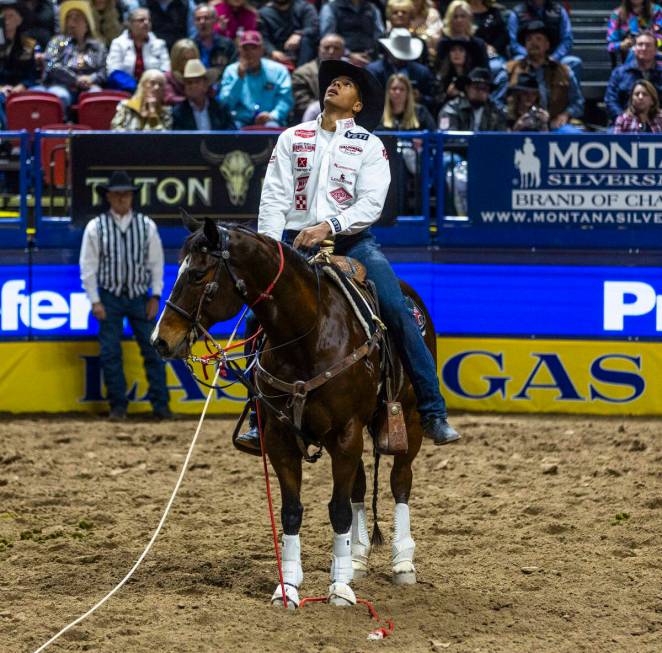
top-left (150, 215), bottom-right (246, 359)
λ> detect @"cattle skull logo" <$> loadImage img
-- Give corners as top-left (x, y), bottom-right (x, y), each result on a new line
top-left (200, 140), bottom-right (273, 206)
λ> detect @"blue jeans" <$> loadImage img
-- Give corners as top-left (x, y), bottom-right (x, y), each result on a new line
top-left (334, 230), bottom-right (447, 419)
top-left (98, 289), bottom-right (169, 412)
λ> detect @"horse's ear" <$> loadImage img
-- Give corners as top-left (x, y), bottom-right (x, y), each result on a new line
top-left (180, 208), bottom-right (201, 233)
top-left (203, 217), bottom-right (220, 248)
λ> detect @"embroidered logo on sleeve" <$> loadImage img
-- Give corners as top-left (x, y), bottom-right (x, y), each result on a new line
top-left (296, 157), bottom-right (308, 168)
top-left (344, 130), bottom-right (369, 141)
top-left (294, 129), bottom-right (316, 138)
top-left (330, 187), bottom-right (353, 204)
top-left (329, 217), bottom-right (342, 233)
top-left (295, 194), bottom-right (307, 210)
top-left (295, 175), bottom-right (309, 191)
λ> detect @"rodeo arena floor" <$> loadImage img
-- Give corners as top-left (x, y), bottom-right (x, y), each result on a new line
top-left (1, 413), bottom-right (661, 652)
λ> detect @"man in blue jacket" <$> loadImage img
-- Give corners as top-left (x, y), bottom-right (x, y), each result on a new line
top-left (218, 30), bottom-right (293, 128)
top-left (605, 31), bottom-right (662, 122)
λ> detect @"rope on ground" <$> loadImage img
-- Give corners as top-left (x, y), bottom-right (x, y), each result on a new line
top-left (32, 364), bottom-right (222, 653)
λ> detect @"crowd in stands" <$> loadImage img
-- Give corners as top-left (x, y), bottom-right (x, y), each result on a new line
top-left (2, 0), bottom-right (662, 135)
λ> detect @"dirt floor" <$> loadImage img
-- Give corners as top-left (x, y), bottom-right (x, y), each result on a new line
top-left (0, 413), bottom-right (660, 653)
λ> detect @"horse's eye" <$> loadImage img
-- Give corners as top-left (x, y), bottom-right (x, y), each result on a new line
top-left (187, 268), bottom-right (207, 283)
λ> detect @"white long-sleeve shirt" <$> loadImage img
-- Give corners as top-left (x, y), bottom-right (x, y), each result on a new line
top-left (258, 115), bottom-right (391, 240)
top-left (79, 210), bottom-right (164, 304)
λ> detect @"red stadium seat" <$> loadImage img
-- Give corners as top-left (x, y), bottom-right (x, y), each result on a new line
top-left (77, 93), bottom-right (127, 130)
top-left (6, 92), bottom-right (64, 134)
top-left (77, 89), bottom-right (129, 104)
top-left (40, 123), bottom-right (91, 188)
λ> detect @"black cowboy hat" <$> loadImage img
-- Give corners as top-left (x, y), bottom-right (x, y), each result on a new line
top-left (318, 59), bottom-right (384, 133)
top-left (458, 67), bottom-right (495, 91)
top-left (436, 37), bottom-right (485, 67)
top-left (506, 72), bottom-right (540, 95)
top-left (517, 20), bottom-right (553, 46)
top-left (99, 170), bottom-right (138, 193)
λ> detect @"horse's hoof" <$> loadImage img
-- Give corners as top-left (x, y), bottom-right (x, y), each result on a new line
top-left (328, 582), bottom-right (356, 606)
top-left (392, 561), bottom-right (417, 585)
top-left (271, 583), bottom-right (299, 609)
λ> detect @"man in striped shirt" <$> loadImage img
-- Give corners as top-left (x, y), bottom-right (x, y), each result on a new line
top-left (79, 171), bottom-right (171, 421)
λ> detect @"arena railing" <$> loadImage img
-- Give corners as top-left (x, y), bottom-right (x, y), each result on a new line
top-left (0, 130), bottom-right (31, 249)
top-left (32, 130), bottom-right (434, 250)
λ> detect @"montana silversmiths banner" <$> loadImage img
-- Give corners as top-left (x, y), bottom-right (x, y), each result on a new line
top-left (70, 132), bottom-right (400, 226)
top-left (468, 133), bottom-right (662, 235)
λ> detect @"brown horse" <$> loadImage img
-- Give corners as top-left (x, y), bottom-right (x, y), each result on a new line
top-left (151, 219), bottom-right (436, 608)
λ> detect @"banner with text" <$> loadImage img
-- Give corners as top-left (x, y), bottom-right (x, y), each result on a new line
top-left (468, 133), bottom-right (662, 239)
top-left (0, 338), bottom-right (659, 415)
top-left (70, 132), bottom-right (400, 226)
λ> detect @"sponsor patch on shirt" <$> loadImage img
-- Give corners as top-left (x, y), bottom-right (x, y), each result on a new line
top-left (334, 162), bottom-right (357, 172)
top-left (344, 130), bottom-right (369, 141)
top-left (295, 129), bottom-right (315, 138)
top-left (329, 216), bottom-right (342, 233)
top-left (330, 187), bottom-right (353, 204)
top-left (330, 173), bottom-right (352, 186)
top-left (296, 157), bottom-right (308, 168)
top-left (341, 119), bottom-right (354, 129)
top-left (293, 143), bottom-right (315, 152)
top-left (295, 175), bottom-right (309, 191)
top-left (339, 144), bottom-right (362, 156)
top-left (295, 194), bottom-right (307, 210)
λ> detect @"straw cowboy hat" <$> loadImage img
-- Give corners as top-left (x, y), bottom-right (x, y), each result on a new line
top-left (378, 28), bottom-right (423, 61)
top-left (59, 0), bottom-right (98, 37)
top-left (182, 58), bottom-right (220, 84)
top-left (318, 59), bottom-right (384, 132)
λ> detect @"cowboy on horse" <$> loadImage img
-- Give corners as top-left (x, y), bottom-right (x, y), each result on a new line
top-left (236, 59), bottom-right (460, 451)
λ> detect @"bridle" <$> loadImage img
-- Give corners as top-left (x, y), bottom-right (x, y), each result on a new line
top-left (165, 225), bottom-right (285, 339)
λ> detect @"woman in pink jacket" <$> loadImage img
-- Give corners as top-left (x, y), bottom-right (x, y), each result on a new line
top-left (211, 0), bottom-right (258, 40)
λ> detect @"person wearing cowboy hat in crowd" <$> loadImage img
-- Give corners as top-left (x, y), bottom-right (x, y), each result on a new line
top-left (237, 60), bottom-right (460, 453)
top-left (506, 70), bottom-right (549, 131)
top-left (366, 28), bottom-right (435, 110)
top-left (79, 171), bottom-right (171, 422)
top-left (501, 20), bottom-right (583, 132)
top-left (438, 66), bottom-right (506, 131)
top-left (0, 0), bottom-right (38, 128)
top-left (172, 58), bottom-right (234, 129)
top-left (33, 0), bottom-right (107, 109)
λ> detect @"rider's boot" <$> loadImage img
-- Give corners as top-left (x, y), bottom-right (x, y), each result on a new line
top-left (421, 415), bottom-right (461, 446)
top-left (236, 409), bottom-right (261, 451)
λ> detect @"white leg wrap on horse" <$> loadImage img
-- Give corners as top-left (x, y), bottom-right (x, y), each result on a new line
top-left (330, 530), bottom-right (354, 584)
top-left (271, 534), bottom-right (303, 609)
top-left (281, 534), bottom-right (303, 587)
top-left (392, 503), bottom-right (416, 584)
top-left (351, 502), bottom-right (371, 576)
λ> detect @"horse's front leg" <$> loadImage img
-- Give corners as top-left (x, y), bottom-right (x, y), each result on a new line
top-left (350, 460), bottom-right (371, 579)
top-left (267, 429), bottom-right (304, 609)
top-left (327, 422), bottom-right (363, 606)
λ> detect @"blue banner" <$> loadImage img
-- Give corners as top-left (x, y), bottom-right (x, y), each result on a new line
top-left (1, 262), bottom-right (660, 339)
top-left (468, 133), bottom-right (662, 239)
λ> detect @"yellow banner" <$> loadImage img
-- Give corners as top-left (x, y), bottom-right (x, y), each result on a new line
top-left (0, 338), bottom-right (659, 415)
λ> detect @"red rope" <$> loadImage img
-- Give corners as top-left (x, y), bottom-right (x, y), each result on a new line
top-left (255, 400), bottom-right (289, 609)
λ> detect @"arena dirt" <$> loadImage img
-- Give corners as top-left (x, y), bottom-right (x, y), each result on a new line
top-left (1, 414), bottom-right (660, 653)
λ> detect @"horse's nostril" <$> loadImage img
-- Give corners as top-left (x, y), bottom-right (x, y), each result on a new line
top-left (153, 338), bottom-right (170, 358)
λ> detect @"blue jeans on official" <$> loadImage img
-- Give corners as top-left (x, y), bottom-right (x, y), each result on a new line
top-left (98, 289), bottom-right (169, 412)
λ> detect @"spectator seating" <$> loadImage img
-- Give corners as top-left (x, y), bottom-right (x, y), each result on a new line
top-left (6, 92), bottom-right (64, 134)
top-left (40, 124), bottom-right (91, 188)
top-left (77, 92), bottom-right (130, 130)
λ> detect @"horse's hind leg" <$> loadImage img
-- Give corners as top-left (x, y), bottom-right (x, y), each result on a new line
top-left (350, 460), bottom-right (371, 579)
top-left (390, 413), bottom-right (422, 586)
top-left (268, 436), bottom-right (304, 608)
top-left (327, 423), bottom-right (363, 606)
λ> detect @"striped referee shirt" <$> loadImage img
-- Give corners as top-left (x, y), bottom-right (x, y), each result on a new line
top-left (79, 210), bottom-right (164, 304)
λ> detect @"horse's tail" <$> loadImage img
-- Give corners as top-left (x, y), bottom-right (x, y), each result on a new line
top-left (371, 448), bottom-right (384, 547)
